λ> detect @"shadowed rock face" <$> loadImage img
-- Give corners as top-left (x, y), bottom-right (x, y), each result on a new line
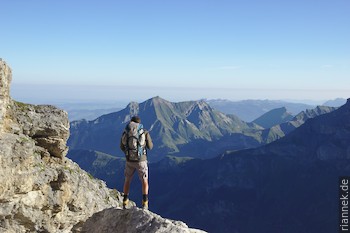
top-left (252, 107), bottom-right (294, 128)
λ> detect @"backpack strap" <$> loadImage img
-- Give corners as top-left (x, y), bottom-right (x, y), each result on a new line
top-left (137, 124), bottom-right (144, 157)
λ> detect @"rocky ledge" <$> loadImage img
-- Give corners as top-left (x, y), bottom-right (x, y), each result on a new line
top-left (82, 207), bottom-right (205, 233)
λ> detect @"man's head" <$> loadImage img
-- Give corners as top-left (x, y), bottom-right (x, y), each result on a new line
top-left (131, 116), bottom-right (141, 123)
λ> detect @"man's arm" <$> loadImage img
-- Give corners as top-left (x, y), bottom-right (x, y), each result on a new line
top-left (145, 131), bottom-right (153, 150)
top-left (120, 133), bottom-right (126, 152)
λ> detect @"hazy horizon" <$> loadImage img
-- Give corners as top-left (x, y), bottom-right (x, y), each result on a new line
top-left (11, 83), bottom-right (348, 107)
top-left (2, 0), bottom-right (349, 104)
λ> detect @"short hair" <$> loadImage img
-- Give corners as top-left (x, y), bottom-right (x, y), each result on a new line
top-left (131, 116), bottom-right (141, 123)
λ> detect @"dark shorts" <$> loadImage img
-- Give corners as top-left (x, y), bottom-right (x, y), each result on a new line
top-left (124, 160), bottom-right (148, 181)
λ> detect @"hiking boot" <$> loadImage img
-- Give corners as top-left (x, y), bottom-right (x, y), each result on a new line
top-left (142, 200), bottom-right (148, 210)
top-left (123, 198), bottom-right (129, 209)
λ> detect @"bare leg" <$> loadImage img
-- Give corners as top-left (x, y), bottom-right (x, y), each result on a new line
top-left (123, 178), bottom-right (131, 196)
top-left (141, 178), bottom-right (149, 209)
top-left (142, 178), bottom-right (149, 195)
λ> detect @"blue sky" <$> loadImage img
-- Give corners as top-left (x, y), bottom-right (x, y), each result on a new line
top-left (1, 0), bottom-right (349, 103)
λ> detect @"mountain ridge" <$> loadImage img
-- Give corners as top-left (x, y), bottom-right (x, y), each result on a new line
top-left (206, 99), bottom-right (315, 121)
top-left (68, 96), bottom-right (261, 161)
top-left (260, 98), bottom-right (350, 161)
top-left (147, 98), bottom-right (350, 233)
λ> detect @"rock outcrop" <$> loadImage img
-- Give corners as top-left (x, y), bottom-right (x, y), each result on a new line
top-left (81, 207), bottom-right (205, 233)
top-left (0, 60), bottom-right (124, 232)
top-left (0, 60), bottom-right (205, 233)
top-left (0, 59), bottom-right (12, 132)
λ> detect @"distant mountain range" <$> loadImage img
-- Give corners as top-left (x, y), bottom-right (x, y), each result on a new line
top-left (53, 102), bottom-right (123, 121)
top-left (68, 97), bottom-right (264, 161)
top-left (60, 98), bottom-right (345, 122)
top-left (148, 98), bottom-right (350, 233)
top-left (68, 98), bottom-right (350, 233)
top-left (67, 108), bottom-right (122, 121)
top-left (261, 105), bottom-right (336, 143)
top-left (206, 99), bottom-right (314, 122)
top-left (322, 98), bottom-right (347, 107)
top-left (68, 97), bottom-right (337, 162)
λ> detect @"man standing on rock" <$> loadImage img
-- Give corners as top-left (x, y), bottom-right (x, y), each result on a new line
top-left (120, 116), bottom-right (153, 210)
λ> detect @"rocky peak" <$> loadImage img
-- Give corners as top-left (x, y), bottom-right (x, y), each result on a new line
top-left (122, 101), bottom-right (140, 123)
top-left (150, 96), bottom-right (168, 103)
top-left (142, 96), bottom-right (172, 109)
top-left (127, 101), bottom-right (139, 110)
top-left (195, 100), bottom-right (212, 111)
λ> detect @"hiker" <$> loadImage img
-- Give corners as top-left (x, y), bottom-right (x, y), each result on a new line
top-left (120, 116), bottom-right (153, 210)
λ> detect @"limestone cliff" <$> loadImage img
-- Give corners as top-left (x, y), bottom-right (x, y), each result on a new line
top-left (0, 60), bottom-right (204, 233)
top-left (0, 60), bottom-right (124, 232)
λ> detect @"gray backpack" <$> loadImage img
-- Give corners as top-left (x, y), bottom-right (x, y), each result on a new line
top-left (122, 121), bottom-right (146, 161)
